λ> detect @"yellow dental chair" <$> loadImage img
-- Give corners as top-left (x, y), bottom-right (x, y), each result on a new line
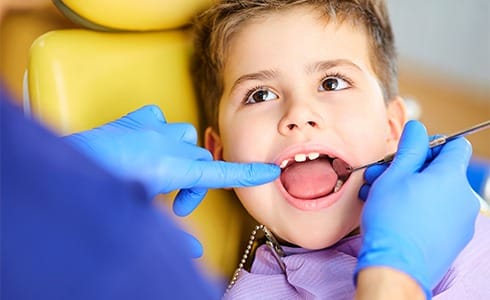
top-left (25, 0), bottom-right (251, 283)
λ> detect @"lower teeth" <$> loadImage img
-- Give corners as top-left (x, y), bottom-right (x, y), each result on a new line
top-left (333, 179), bottom-right (344, 193)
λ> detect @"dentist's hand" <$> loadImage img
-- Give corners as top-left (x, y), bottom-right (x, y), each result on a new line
top-left (355, 120), bottom-right (480, 298)
top-left (66, 105), bottom-right (280, 216)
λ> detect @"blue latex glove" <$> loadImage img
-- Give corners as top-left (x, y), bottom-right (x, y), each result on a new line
top-left (66, 105), bottom-right (280, 216)
top-left (66, 105), bottom-right (280, 257)
top-left (355, 120), bottom-right (480, 299)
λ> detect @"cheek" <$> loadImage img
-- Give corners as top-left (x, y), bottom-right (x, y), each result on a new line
top-left (220, 117), bottom-right (271, 162)
top-left (386, 137), bottom-right (399, 153)
top-left (340, 113), bottom-right (394, 159)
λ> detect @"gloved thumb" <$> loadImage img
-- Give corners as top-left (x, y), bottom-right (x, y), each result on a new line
top-left (116, 105), bottom-right (167, 131)
top-left (121, 105), bottom-right (198, 144)
top-left (388, 120), bottom-right (429, 177)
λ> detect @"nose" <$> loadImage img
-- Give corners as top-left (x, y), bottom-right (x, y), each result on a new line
top-left (278, 101), bottom-right (323, 135)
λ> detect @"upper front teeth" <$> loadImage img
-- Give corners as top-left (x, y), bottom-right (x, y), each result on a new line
top-left (280, 152), bottom-right (321, 169)
top-left (280, 160), bottom-right (289, 168)
top-left (295, 154), bottom-right (307, 162)
top-left (308, 152), bottom-right (320, 160)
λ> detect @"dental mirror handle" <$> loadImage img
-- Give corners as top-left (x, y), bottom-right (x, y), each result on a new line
top-left (349, 120), bottom-right (490, 173)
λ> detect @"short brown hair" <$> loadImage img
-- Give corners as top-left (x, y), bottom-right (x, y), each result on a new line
top-left (191, 0), bottom-right (398, 130)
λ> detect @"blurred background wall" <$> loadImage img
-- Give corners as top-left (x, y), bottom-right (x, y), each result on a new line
top-left (388, 0), bottom-right (489, 158)
top-left (1, 0), bottom-right (489, 157)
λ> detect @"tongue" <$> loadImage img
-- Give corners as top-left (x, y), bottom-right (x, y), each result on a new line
top-left (281, 158), bottom-right (338, 199)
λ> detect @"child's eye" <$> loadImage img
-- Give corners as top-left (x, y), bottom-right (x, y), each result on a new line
top-left (245, 88), bottom-right (279, 104)
top-left (319, 76), bottom-right (350, 91)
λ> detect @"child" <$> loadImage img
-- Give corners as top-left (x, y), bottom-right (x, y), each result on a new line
top-left (191, 0), bottom-right (490, 298)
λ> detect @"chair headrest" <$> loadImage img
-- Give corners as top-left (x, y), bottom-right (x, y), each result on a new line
top-left (53, 0), bottom-right (213, 31)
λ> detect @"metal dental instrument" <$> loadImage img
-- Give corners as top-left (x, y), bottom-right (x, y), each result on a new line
top-left (346, 120), bottom-right (490, 174)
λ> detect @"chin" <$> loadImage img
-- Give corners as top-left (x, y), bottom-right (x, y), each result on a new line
top-left (294, 239), bottom-right (340, 250)
top-left (279, 223), bottom-right (359, 250)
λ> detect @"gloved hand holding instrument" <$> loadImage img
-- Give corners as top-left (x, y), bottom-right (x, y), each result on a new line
top-left (355, 120), bottom-right (487, 299)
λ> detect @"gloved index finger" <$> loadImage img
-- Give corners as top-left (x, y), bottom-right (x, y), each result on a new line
top-left (187, 160), bottom-right (280, 189)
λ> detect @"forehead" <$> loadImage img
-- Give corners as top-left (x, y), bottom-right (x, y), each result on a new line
top-left (222, 6), bottom-right (374, 84)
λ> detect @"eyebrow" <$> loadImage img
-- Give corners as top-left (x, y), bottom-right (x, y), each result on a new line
top-left (231, 59), bottom-right (362, 90)
top-left (231, 69), bottom-right (279, 91)
top-left (306, 59), bottom-right (362, 74)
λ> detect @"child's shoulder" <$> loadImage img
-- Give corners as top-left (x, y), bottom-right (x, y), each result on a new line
top-left (454, 213), bottom-right (490, 266)
top-left (475, 211), bottom-right (490, 236)
top-left (432, 213), bottom-right (490, 299)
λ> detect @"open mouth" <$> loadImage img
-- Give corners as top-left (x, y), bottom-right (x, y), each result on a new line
top-left (279, 152), bottom-right (352, 200)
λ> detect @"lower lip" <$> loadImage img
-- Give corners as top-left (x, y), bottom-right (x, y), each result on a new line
top-left (274, 178), bottom-right (345, 211)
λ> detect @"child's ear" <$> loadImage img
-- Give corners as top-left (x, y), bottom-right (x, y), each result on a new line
top-left (386, 96), bottom-right (408, 150)
top-left (204, 126), bottom-right (224, 160)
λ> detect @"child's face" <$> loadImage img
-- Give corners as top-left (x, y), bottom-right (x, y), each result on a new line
top-left (205, 6), bottom-right (406, 249)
